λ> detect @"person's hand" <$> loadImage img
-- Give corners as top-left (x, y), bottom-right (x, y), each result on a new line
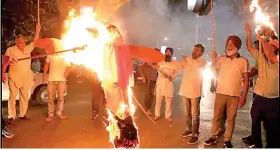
top-left (212, 51), bottom-right (217, 62)
top-left (269, 39), bottom-right (279, 48)
top-left (141, 77), bottom-right (146, 84)
top-left (256, 35), bottom-right (266, 43)
top-left (168, 76), bottom-right (173, 81)
top-left (2, 74), bottom-right (7, 83)
top-left (42, 75), bottom-right (47, 84)
top-left (238, 96), bottom-right (247, 108)
top-left (152, 64), bottom-right (159, 70)
top-left (36, 22), bottom-right (41, 32)
top-left (245, 23), bottom-right (251, 34)
top-left (210, 83), bottom-right (216, 93)
top-left (182, 56), bottom-right (188, 62)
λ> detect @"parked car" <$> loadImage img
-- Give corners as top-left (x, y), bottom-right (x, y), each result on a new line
top-left (2, 58), bottom-right (67, 106)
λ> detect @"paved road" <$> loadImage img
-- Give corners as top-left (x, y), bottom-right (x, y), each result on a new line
top-left (1, 75), bottom-right (253, 148)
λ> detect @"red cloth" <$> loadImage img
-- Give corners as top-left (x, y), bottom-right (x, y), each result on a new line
top-left (36, 38), bottom-right (63, 53)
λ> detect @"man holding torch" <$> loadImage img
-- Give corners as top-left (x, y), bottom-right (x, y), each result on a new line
top-left (2, 23), bottom-right (41, 124)
top-left (245, 23), bottom-right (279, 148)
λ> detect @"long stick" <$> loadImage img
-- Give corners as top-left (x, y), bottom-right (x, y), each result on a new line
top-left (241, 0), bottom-right (247, 23)
top-left (38, 0), bottom-right (40, 23)
top-left (210, 0), bottom-right (216, 52)
top-left (131, 95), bottom-right (169, 138)
top-left (17, 46), bottom-right (86, 61)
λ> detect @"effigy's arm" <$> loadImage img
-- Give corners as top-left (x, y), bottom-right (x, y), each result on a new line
top-left (126, 45), bottom-right (165, 63)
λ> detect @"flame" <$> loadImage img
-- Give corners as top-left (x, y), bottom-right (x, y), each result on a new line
top-left (249, 0), bottom-right (277, 36)
top-left (60, 7), bottom-right (139, 148)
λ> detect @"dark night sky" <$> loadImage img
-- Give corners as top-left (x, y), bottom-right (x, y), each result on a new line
top-left (109, 0), bottom-right (279, 64)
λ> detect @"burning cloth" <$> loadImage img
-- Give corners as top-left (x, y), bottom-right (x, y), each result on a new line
top-left (102, 25), bottom-right (139, 148)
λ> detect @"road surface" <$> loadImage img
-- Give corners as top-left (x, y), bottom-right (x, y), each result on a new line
top-left (1, 75), bottom-right (254, 148)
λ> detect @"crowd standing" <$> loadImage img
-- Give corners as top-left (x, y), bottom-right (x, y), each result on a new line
top-left (1, 21), bottom-right (279, 148)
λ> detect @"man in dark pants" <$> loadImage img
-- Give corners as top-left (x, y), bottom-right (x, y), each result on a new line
top-left (138, 60), bottom-right (158, 115)
top-left (91, 71), bottom-right (106, 119)
top-left (1, 55), bottom-right (17, 138)
top-left (245, 23), bottom-right (279, 148)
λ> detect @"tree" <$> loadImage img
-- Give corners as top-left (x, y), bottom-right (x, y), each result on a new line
top-left (1, 0), bottom-right (61, 50)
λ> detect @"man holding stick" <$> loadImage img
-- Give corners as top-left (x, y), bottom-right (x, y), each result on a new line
top-left (245, 23), bottom-right (279, 148)
top-left (204, 35), bottom-right (249, 148)
top-left (2, 23), bottom-right (41, 124)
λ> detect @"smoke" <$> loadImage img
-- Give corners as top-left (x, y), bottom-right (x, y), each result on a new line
top-left (109, 0), bottom-right (278, 64)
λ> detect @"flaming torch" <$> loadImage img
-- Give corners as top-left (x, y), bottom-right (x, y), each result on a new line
top-left (59, 8), bottom-right (139, 148)
top-left (249, 0), bottom-right (277, 76)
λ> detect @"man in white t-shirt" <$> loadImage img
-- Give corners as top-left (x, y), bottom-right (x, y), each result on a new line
top-left (43, 48), bottom-right (71, 121)
top-left (204, 35), bottom-right (249, 148)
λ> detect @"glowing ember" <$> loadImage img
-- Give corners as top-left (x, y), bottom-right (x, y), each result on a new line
top-left (249, 0), bottom-right (277, 37)
top-left (60, 7), bottom-right (139, 148)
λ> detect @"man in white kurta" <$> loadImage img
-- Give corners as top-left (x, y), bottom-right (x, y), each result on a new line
top-left (2, 23), bottom-right (41, 124)
top-left (153, 47), bottom-right (178, 122)
top-left (158, 44), bottom-right (206, 144)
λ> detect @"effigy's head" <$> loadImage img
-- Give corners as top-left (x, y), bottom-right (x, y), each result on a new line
top-left (106, 24), bottom-right (124, 45)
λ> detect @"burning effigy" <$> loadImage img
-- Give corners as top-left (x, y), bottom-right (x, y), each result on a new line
top-left (59, 8), bottom-right (139, 148)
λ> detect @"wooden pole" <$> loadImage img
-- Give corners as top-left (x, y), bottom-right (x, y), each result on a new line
top-left (37, 0), bottom-right (40, 23)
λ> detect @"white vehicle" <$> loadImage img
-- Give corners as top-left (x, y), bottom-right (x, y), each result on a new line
top-left (2, 60), bottom-right (67, 106)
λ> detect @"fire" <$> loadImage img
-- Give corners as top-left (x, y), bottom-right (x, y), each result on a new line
top-left (249, 0), bottom-right (277, 36)
top-left (60, 7), bottom-right (139, 148)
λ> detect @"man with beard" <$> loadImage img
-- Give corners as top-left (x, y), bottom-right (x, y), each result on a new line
top-left (245, 23), bottom-right (279, 148)
top-left (204, 35), bottom-right (249, 148)
top-left (152, 47), bottom-right (179, 121)
top-left (160, 44), bottom-right (206, 144)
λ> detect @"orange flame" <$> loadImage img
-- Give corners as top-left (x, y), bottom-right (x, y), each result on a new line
top-left (249, 0), bottom-right (277, 36)
top-left (60, 7), bottom-right (139, 148)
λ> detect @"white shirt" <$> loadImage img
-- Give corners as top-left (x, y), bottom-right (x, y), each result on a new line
top-left (179, 57), bottom-right (206, 98)
top-left (5, 43), bottom-right (35, 87)
top-left (216, 55), bottom-right (249, 97)
top-left (46, 55), bottom-right (69, 82)
top-left (156, 61), bottom-right (179, 97)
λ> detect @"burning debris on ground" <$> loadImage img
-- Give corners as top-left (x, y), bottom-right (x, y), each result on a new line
top-left (113, 115), bottom-right (139, 148)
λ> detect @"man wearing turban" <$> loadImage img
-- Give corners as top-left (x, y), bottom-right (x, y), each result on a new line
top-left (204, 35), bottom-right (249, 148)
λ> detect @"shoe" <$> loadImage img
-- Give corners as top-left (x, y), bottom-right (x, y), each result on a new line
top-left (146, 109), bottom-right (152, 115)
top-left (204, 138), bottom-right (217, 145)
top-left (2, 127), bottom-right (15, 139)
top-left (166, 117), bottom-right (172, 122)
top-left (180, 131), bottom-right (192, 137)
top-left (188, 136), bottom-right (199, 144)
top-left (224, 141), bottom-right (233, 148)
top-left (19, 115), bottom-right (31, 120)
top-left (7, 118), bottom-right (15, 124)
top-left (45, 116), bottom-right (54, 122)
top-left (57, 115), bottom-right (67, 119)
top-left (153, 116), bottom-right (159, 121)
top-left (242, 135), bottom-right (253, 145)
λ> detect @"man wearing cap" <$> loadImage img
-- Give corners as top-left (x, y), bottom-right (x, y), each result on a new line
top-left (137, 48), bottom-right (159, 115)
top-left (245, 23), bottom-right (279, 148)
top-left (2, 23), bottom-right (41, 124)
top-left (204, 35), bottom-right (249, 148)
top-left (153, 47), bottom-right (179, 122)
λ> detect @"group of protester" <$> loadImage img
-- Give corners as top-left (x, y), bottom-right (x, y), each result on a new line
top-left (1, 20), bottom-right (279, 149)
top-left (132, 23), bottom-right (279, 148)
